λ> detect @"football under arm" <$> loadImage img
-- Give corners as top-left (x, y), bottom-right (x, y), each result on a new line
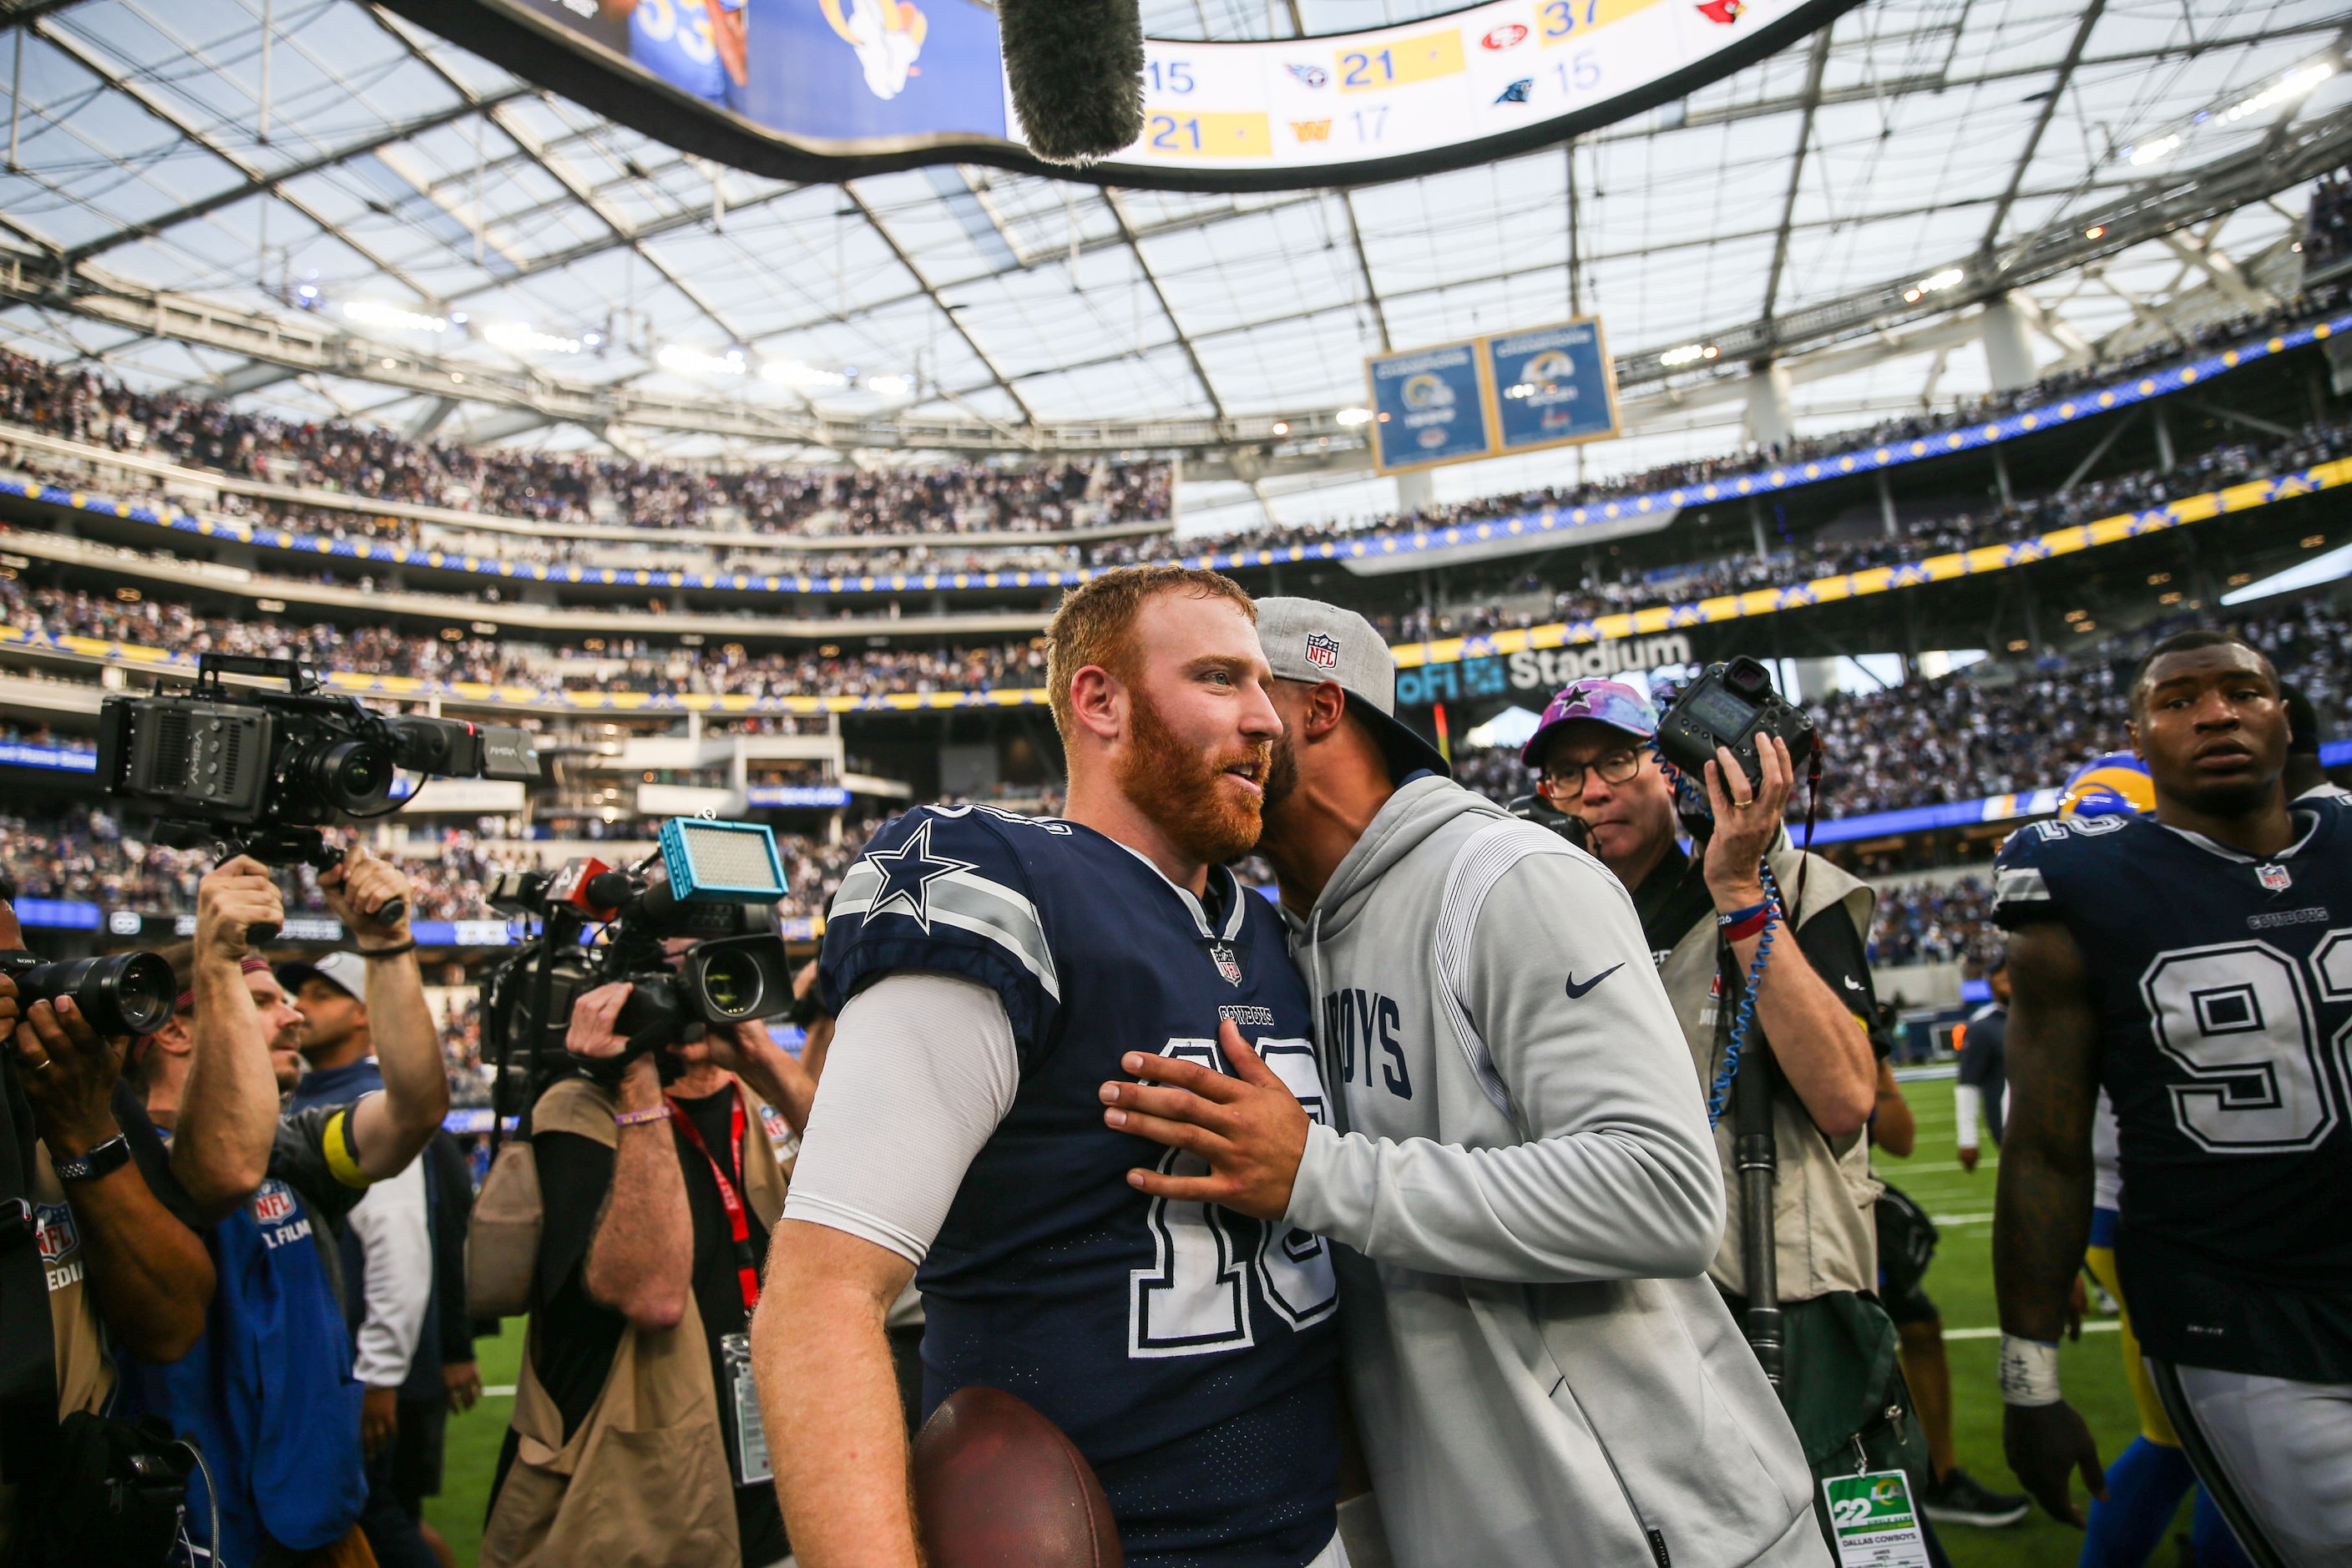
top-left (1287, 852), bottom-right (1724, 1283)
top-left (757, 972), bottom-right (1019, 1565)
top-left (1993, 919), bottom-right (2102, 1343)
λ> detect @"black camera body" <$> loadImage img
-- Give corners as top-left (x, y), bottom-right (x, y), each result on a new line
top-left (483, 820), bottom-right (795, 1104)
top-left (95, 655), bottom-right (539, 935)
top-left (1657, 656), bottom-right (1816, 790)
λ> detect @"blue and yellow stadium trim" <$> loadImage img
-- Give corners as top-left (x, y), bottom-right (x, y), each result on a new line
top-left (9, 451), bottom-right (2349, 708)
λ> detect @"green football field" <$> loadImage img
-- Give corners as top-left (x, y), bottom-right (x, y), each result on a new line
top-left (423, 1075), bottom-right (2160, 1567)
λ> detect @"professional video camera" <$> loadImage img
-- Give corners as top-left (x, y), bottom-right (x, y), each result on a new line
top-left (480, 818), bottom-right (796, 1108)
top-left (94, 654), bottom-right (539, 938)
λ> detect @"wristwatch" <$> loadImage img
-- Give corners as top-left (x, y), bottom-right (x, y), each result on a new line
top-left (52, 1134), bottom-right (131, 1184)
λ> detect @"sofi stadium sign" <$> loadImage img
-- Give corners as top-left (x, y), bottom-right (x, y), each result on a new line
top-left (1394, 633), bottom-right (1692, 707)
top-left (387, 0), bottom-right (1857, 190)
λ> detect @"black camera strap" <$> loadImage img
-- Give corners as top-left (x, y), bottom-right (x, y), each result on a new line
top-left (1719, 936), bottom-right (1785, 1391)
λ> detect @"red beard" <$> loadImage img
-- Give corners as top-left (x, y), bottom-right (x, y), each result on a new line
top-left (1116, 686), bottom-right (1270, 867)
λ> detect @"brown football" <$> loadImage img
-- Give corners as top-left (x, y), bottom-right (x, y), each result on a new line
top-left (912, 1386), bottom-right (1124, 1568)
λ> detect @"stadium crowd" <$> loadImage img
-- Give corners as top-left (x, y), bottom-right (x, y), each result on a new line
top-left (1447, 597), bottom-right (2352, 818)
top-left (1380, 412), bottom-right (2352, 642)
top-left (6, 399), bottom-right (2346, 725)
top-left (0, 812), bottom-right (870, 924)
top-left (1, 290), bottom-right (2340, 587)
top-left (0, 346), bottom-right (1171, 539)
top-left (1863, 875), bottom-right (2000, 967)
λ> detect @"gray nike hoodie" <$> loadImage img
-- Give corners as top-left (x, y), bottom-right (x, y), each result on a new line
top-left (1280, 776), bottom-right (1827, 1568)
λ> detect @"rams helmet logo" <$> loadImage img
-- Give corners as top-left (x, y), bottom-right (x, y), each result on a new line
top-left (1400, 372), bottom-right (1453, 410)
top-left (1521, 349), bottom-right (1576, 389)
top-left (2058, 751), bottom-right (2154, 819)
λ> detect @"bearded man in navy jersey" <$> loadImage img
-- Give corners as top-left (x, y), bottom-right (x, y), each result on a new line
top-left (758, 566), bottom-right (1343, 1568)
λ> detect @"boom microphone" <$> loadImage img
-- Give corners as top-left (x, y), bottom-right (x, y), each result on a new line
top-left (999, 0), bottom-right (1146, 164)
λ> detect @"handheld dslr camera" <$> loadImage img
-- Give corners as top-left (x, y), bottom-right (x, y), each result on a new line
top-left (0, 950), bottom-right (175, 1039)
top-left (481, 818), bottom-right (796, 1103)
top-left (1656, 656), bottom-right (1817, 791)
top-left (95, 654), bottom-right (539, 934)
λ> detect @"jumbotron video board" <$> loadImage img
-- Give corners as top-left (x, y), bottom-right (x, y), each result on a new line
top-left (385, 0), bottom-right (1857, 190)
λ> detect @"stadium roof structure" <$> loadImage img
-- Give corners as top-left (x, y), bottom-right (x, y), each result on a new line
top-left (0, 0), bottom-right (2346, 534)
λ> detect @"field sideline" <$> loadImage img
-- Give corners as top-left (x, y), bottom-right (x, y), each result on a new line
top-left (423, 1079), bottom-right (2172, 1567)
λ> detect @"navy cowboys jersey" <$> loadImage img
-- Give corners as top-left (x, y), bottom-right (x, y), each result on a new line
top-left (819, 805), bottom-right (1339, 1568)
top-left (1993, 800), bottom-right (2352, 1383)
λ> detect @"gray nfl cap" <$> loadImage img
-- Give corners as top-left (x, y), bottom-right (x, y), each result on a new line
top-left (1255, 597), bottom-right (1451, 781)
top-left (276, 948), bottom-right (367, 1002)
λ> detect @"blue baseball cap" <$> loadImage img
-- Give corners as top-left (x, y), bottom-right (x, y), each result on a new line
top-left (1520, 678), bottom-right (1661, 768)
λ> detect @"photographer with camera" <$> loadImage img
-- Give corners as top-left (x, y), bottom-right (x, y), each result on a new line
top-left (0, 877), bottom-right (215, 1567)
top-left (479, 967), bottom-right (815, 1568)
top-left (1523, 674), bottom-right (1949, 1561)
top-left (117, 845), bottom-right (451, 1568)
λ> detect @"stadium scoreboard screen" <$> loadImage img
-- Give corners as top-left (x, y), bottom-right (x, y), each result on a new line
top-left (388, 0), bottom-right (1859, 190)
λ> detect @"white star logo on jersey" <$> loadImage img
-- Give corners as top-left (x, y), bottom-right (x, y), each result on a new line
top-left (863, 818), bottom-right (977, 933)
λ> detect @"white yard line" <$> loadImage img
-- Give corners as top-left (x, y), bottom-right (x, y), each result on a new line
top-left (1944, 1321), bottom-right (2120, 1341)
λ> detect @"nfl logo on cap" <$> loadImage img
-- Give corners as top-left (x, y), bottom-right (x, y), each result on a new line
top-left (2258, 863), bottom-right (2293, 892)
top-left (1304, 632), bottom-right (1340, 670)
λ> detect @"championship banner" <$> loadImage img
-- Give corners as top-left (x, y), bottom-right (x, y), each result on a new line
top-left (1368, 316), bottom-right (1619, 473)
top-left (382, 0), bottom-right (1859, 191)
top-left (1367, 340), bottom-right (1495, 473)
top-left (1485, 318), bottom-right (1620, 453)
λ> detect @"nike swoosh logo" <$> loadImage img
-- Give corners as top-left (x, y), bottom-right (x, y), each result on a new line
top-left (1564, 964), bottom-right (1624, 999)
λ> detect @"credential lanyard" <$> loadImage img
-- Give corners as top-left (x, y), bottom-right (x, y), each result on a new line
top-left (666, 1089), bottom-right (759, 1312)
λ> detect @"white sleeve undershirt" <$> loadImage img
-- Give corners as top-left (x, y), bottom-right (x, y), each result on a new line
top-left (346, 1154), bottom-right (432, 1388)
top-left (779, 972), bottom-right (1021, 1266)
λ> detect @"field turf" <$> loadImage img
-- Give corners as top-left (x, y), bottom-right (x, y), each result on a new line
top-left (423, 1070), bottom-right (2166, 1566)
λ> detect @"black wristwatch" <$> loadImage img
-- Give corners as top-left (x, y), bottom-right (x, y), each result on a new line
top-left (52, 1134), bottom-right (131, 1184)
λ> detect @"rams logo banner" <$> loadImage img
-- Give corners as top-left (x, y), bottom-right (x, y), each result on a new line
top-left (394, 0), bottom-right (1858, 191)
top-left (1368, 316), bottom-right (1618, 473)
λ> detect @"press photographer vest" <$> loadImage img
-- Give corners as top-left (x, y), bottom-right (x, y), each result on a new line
top-left (481, 1074), bottom-right (790, 1568)
top-left (117, 1161), bottom-right (369, 1564)
top-left (1654, 839), bottom-right (1883, 1303)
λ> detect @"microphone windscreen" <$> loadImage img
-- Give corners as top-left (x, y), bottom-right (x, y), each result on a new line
top-left (999, 0), bottom-right (1145, 164)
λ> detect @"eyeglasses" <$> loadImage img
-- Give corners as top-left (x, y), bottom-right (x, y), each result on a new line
top-left (1539, 744), bottom-right (1648, 797)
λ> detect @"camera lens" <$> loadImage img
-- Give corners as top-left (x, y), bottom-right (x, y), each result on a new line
top-left (693, 947), bottom-right (766, 1022)
top-left (2, 951), bottom-right (175, 1037)
top-left (283, 736), bottom-right (395, 816)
